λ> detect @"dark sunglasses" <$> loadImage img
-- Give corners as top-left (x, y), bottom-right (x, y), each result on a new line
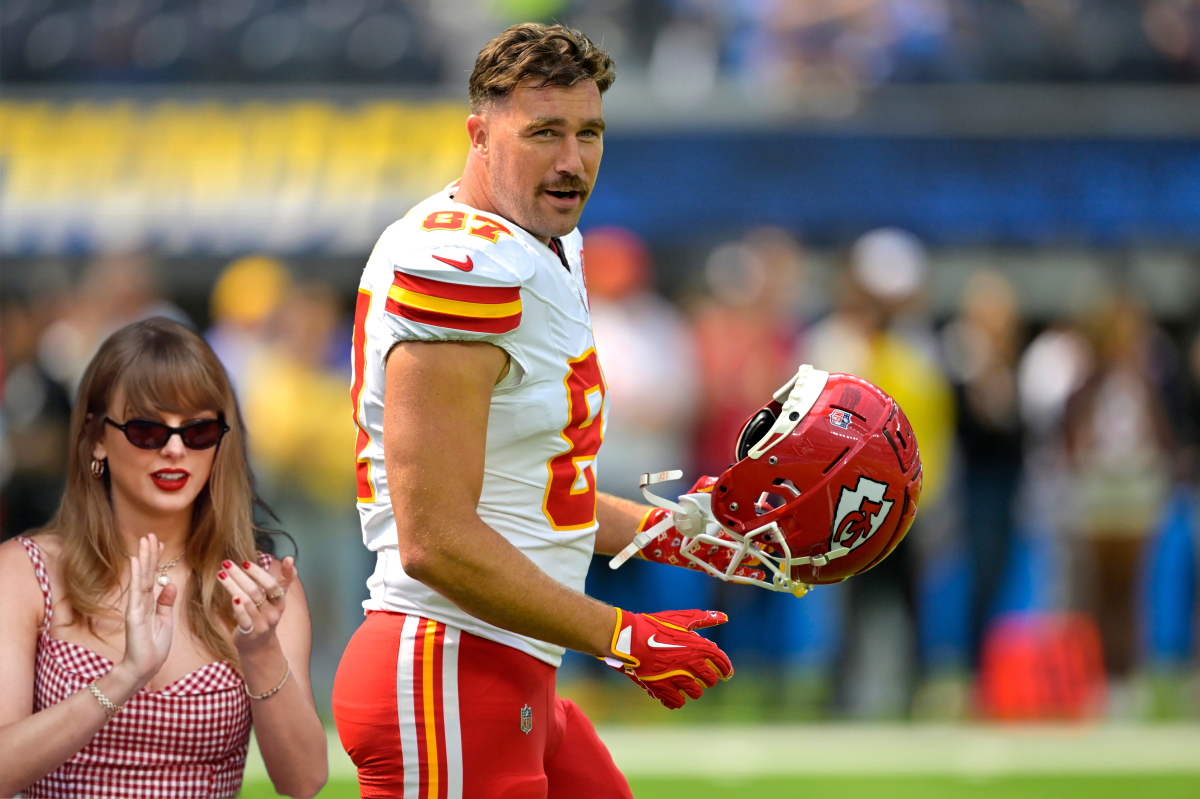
top-left (105, 417), bottom-right (229, 451)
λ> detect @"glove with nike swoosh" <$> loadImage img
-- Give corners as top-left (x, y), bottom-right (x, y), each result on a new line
top-left (605, 608), bottom-right (734, 709)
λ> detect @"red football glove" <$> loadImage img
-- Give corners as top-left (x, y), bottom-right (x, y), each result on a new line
top-left (605, 608), bottom-right (734, 709)
top-left (637, 477), bottom-right (767, 582)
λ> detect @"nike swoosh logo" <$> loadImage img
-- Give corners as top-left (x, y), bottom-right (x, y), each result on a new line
top-left (432, 254), bottom-right (473, 272)
top-left (646, 635), bottom-right (686, 649)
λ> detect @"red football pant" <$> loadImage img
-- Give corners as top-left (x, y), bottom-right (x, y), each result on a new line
top-left (332, 611), bottom-right (633, 799)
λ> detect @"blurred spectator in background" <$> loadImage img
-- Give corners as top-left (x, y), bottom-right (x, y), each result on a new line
top-left (688, 228), bottom-right (813, 716)
top-left (3, 254), bottom-right (189, 541)
top-left (237, 280), bottom-right (368, 708)
top-left (205, 255), bottom-right (293, 392)
top-left (1015, 307), bottom-right (1094, 559)
top-left (807, 228), bottom-right (956, 718)
top-left (585, 227), bottom-right (699, 500)
top-left (1064, 296), bottom-right (1173, 694)
top-left (691, 228), bottom-right (808, 478)
top-left (942, 270), bottom-right (1025, 667)
top-left (1185, 330), bottom-right (1200, 477)
top-left (576, 227), bottom-right (708, 691)
top-left (0, 266), bottom-right (74, 541)
top-left (37, 252), bottom-right (190, 397)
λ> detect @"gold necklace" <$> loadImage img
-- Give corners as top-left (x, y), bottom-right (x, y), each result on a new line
top-left (157, 554), bottom-right (184, 586)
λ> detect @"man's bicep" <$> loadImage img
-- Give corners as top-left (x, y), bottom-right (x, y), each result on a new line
top-left (382, 341), bottom-right (508, 536)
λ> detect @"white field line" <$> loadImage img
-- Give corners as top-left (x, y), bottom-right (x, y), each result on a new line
top-left (598, 724), bottom-right (1200, 777)
top-left (245, 724), bottom-right (1200, 782)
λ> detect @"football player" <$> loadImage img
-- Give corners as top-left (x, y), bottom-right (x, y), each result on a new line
top-left (332, 23), bottom-right (734, 799)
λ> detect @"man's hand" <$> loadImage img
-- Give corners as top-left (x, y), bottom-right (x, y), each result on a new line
top-left (606, 608), bottom-right (733, 709)
top-left (637, 477), bottom-right (767, 582)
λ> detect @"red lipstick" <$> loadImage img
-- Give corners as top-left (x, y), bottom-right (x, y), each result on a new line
top-left (151, 469), bottom-right (190, 492)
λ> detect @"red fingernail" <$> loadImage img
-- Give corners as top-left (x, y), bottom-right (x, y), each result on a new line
top-left (234, 597), bottom-right (241, 604)
top-left (242, 562), bottom-right (252, 569)
top-left (218, 571), bottom-right (227, 579)
top-left (223, 560), bottom-right (232, 568)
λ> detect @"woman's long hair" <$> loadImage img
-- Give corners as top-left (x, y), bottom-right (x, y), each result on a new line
top-left (40, 317), bottom-right (262, 667)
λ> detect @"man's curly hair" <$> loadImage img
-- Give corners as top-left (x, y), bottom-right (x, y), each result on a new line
top-left (469, 23), bottom-right (616, 113)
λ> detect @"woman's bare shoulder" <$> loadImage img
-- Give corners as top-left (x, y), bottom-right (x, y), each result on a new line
top-left (24, 530), bottom-right (63, 555)
top-left (0, 537), bottom-right (51, 628)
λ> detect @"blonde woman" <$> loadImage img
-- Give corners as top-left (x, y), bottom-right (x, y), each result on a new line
top-left (0, 318), bottom-right (327, 798)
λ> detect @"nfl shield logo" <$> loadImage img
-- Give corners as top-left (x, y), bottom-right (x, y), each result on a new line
top-left (829, 409), bottom-right (852, 429)
top-left (520, 704), bottom-right (532, 735)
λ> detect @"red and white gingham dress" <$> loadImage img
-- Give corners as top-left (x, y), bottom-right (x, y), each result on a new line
top-left (17, 537), bottom-right (270, 799)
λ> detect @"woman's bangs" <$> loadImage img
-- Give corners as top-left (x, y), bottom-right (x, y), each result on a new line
top-left (115, 339), bottom-right (228, 421)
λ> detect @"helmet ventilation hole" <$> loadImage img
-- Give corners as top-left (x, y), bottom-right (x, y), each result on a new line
top-left (772, 478), bottom-right (801, 497)
top-left (823, 447), bottom-right (850, 474)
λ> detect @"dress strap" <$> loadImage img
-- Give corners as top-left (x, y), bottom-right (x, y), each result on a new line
top-left (15, 537), bottom-right (54, 632)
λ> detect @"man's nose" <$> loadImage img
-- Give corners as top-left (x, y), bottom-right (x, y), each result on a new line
top-left (555, 136), bottom-right (585, 176)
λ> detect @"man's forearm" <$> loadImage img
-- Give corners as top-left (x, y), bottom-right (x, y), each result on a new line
top-left (401, 515), bottom-right (617, 658)
top-left (594, 492), bottom-right (651, 556)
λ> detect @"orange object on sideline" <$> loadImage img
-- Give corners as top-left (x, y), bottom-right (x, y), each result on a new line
top-left (977, 612), bottom-right (1106, 721)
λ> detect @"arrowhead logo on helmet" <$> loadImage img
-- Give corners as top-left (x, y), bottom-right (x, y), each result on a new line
top-left (831, 476), bottom-right (894, 552)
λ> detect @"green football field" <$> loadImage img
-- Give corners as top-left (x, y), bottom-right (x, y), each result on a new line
top-left (241, 724), bottom-right (1200, 798)
top-left (242, 775), bottom-right (1200, 798)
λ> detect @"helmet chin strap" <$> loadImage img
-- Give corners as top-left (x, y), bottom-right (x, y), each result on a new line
top-left (638, 470), bottom-right (686, 513)
top-left (607, 470), bottom-right (708, 570)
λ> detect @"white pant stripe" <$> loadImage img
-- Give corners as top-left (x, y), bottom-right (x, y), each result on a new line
top-left (396, 614), bottom-right (422, 798)
top-left (441, 626), bottom-right (463, 799)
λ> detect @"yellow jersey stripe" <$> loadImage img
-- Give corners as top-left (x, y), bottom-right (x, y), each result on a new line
top-left (388, 284), bottom-right (522, 319)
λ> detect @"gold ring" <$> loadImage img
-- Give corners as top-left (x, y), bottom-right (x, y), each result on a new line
top-left (253, 595), bottom-right (267, 608)
top-left (267, 589), bottom-right (285, 602)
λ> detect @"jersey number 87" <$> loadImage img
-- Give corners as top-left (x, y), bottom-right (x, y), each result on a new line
top-left (543, 349), bottom-right (606, 531)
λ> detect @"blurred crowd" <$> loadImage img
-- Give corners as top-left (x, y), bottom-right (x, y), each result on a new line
top-left (0, 252), bottom-right (369, 709)
top-left (3, 0), bottom-right (1200, 88)
top-left (580, 225), bottom-right (1200, 722)
top-left (3, 230), bottom-right (1200, 722)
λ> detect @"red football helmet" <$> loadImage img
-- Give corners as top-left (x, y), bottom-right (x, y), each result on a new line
top-left (639, 365), bottom-right (922, 591)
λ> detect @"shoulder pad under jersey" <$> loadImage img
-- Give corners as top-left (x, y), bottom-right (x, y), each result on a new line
top-left (371, 209), bottom-right (529, 338)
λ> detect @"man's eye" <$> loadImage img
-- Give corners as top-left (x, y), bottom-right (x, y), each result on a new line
top-left (536, 129), bottom-right (556, 137)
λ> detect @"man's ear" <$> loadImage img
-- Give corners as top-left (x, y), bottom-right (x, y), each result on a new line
top-left (466, 114), bottom-right (489, 158)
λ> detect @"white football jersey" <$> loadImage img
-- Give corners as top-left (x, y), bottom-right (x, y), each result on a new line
top-left (350, 184), bottom-right (609, 666)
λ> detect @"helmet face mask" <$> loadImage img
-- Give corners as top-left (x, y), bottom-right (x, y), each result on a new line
top-left (709, 365), bottom-right (923, 589)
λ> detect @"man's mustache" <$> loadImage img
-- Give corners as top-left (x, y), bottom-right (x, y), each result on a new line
top-left (537, 177), bottom-right (590, 195)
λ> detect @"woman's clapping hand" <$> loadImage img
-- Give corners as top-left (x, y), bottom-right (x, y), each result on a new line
top-left (118, 534), bottom-right (178, 689)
